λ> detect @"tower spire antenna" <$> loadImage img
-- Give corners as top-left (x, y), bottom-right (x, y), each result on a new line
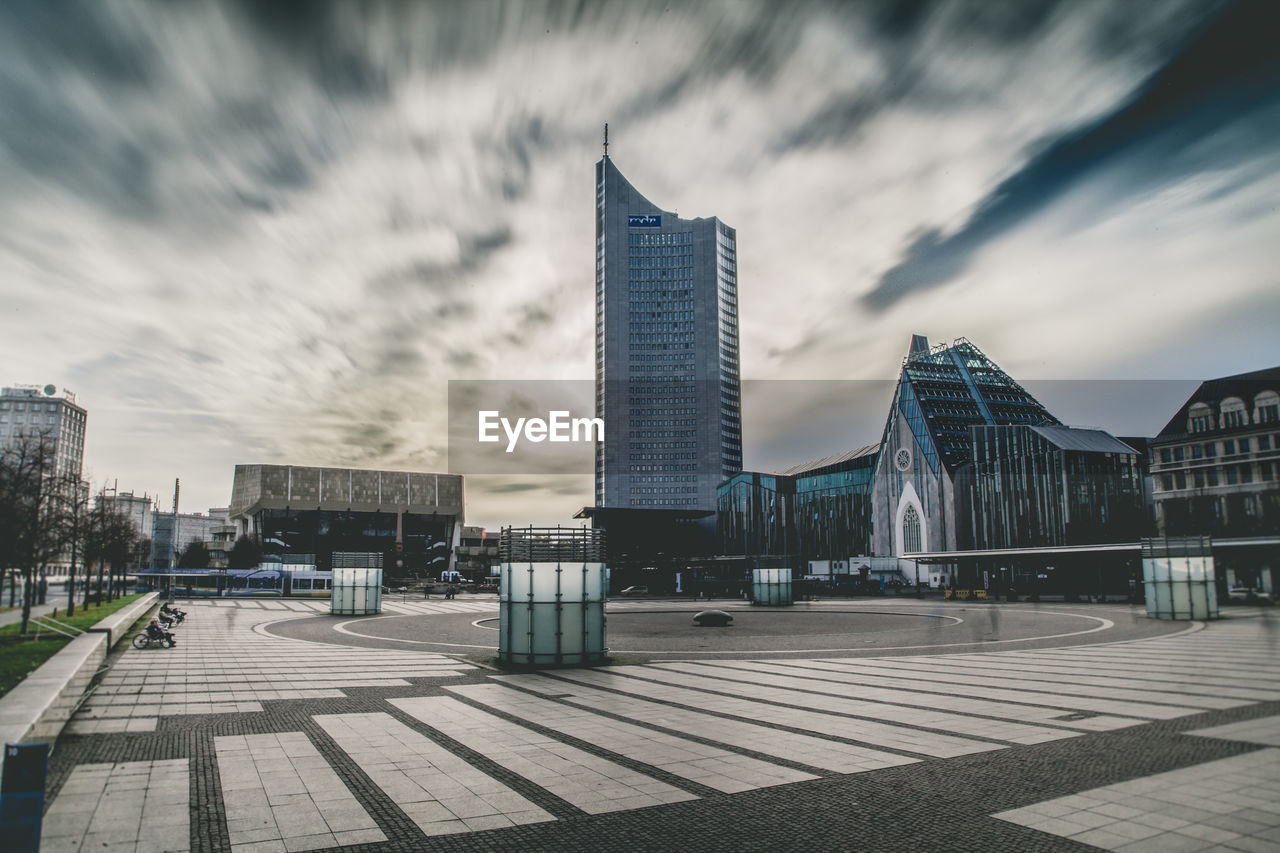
top-left (603, 122), bottom-right (609, 159)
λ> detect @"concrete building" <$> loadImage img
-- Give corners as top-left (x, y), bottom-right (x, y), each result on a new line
top-left (98, 490), bottom-right (231, 568)
top-left (1149, 366), bottom-right (1280, 592)
top-left (594, 152), bottom-right (742, 513)
top-left (151, 507), bottom-right (231, 569)
top-left (453, 525), bottom-right (498, 580)
top-left (0, 384), bottom-right (86, 483)
top-left (207, 523), bottom-right (236, 569)
top-left (229, 465), bottom-right (465, 575)
top-left (98, 491), bottom-right (155, 542)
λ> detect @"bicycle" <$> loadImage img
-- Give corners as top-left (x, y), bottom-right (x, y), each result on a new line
top-left (131, 632), bottom-right (176, 649)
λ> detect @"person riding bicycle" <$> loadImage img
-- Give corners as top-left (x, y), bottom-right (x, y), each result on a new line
top-left (160, 602), bottom-right (185, 619)
top-left (146, 618), bottom-right (176, 647)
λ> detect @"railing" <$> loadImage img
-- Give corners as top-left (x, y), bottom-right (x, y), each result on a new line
top-left (499, 526), bottom-right (606, 563)
top-left (30, 615), bottom-right (85, 639)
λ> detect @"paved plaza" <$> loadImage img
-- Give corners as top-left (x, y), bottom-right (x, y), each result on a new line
top-left (35, 598), bottom-right (1280, 852)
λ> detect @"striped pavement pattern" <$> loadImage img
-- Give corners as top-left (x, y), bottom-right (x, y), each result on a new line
top-left (44, 612), bottom-right (1280, 847)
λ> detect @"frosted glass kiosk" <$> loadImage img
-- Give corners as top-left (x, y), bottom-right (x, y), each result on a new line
top-left (330, 552), bottom-right (383, 616)
top-left (752, 568), bottom-right (793, 606)
top-left (1142, 537), bottom-right (1217, 621)
top-left (498, 527), bottom-right (607, 666)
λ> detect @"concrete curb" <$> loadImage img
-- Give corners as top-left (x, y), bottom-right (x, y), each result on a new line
top-left (0, 632), bottom-right (107, 749)
top-left (0, 592), bottom-right (158, 748)
top-left (87, 591), bottom-right (160, 648)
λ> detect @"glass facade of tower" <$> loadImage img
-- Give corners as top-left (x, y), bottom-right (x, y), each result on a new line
top-left (595, 157), bottom-right (741, 510)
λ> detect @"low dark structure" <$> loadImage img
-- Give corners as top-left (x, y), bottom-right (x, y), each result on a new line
top-left (693, 609), bottom-right (733, 627)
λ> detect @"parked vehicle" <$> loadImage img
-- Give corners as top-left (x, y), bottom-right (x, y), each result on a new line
top-left (159, 604), bottom-right (186, 626)
top-left (1227, 587), bottom-right (1274, 603)
top-left (133, 634), bottom-right (172, 649)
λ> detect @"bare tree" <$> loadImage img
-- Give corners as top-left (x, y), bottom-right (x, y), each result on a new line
top-left (50, 473), bottom-right (89, 617)
top-left (83, 488), bottom-right (139, 604)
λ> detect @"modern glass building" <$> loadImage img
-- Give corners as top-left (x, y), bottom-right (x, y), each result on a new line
top-left (594, 154), bottom-right (742, 512)
top-left (717, 446), bottom-right (878, 567)
top-left (718, 472), bottom-right (791, 560)
top-left (871, 335), bottom-right (1060, 585)
top-left (961, 425), bottom-right (1145, 550)
top-left (785, 447), bottom-right (878, 566)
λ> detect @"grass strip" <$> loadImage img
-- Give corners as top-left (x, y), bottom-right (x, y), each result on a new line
top-left (0, 593), bottom-right (148, 696)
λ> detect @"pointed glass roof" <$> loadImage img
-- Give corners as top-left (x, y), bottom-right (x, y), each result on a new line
top-left (889, 336), bottom-right (1060, 473)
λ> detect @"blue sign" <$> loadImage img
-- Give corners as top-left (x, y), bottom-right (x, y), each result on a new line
top-left (628, 215), bottom-right (661, 227)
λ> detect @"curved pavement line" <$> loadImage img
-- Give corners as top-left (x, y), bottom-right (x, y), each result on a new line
top-left (333, 615), bottom-right (499, 650)
top-left (326, 609), bottom-right (1113, 655)
top-left (1066, 617), bottom-right (1205, 648)
top-left (469, 612), bottom-right (967, 633)
top-left (249, 613), bottom-right (492, 653)
top-left (609, 611), bottom-right (1115, 655)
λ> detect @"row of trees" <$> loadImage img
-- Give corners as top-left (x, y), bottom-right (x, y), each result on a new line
top-left (0, 433), bottom-right (146, 633)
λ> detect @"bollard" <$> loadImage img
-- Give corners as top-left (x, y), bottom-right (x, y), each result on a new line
top-left (1, 742), bottom-right (50, 853)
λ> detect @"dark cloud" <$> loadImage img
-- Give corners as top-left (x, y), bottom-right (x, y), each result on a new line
top-left (775, 1), bottom-right (1085, 152)
top-left (231, 0), bottom-right (391, 98)
top-left (0, 2), bottom-right (156, 87)
top-left (376, 346), bottom-right (426, 377)
top-left (765, 330), bottom-right (823, 362)
top-left (496, 116), bottom-right (547, 201)
top-left (0, 64), bottom-right (160, 217)
top-left (614, 2), bottom-right (818, 123)
top-left (446, 349), bottom-right (480, 370)
top-left (862, 0), bottom-right (1280, 311)
top-left (366, 225), bottom-right (513, 297)
top-left (484, 481), bottom-right (541, 494)
top-left (435, 300), bottom-right (475, 320)
top-left (335, 421), bottom-right (399, 460)
top-left (519, 305), bottom-right (554, 327)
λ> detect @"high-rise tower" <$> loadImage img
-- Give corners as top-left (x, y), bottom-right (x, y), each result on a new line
top-left (594, 152), bottom-right (742, 511)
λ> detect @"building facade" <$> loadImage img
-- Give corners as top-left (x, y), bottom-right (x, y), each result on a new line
top-left (954, 424), bottom-right (1148, 595)
top-left (718, 472), bottom-right (792, 560)
top-left (871, 336), bottom-right (1060, 584)
top-left (594, 155), bottom-right (742, 512)
top-left (229, 465), bottom-right (465, 575)
top-left (717, 446), bottom-right (878, 569)
top-left (0, 385), bottom-right (87, 483)
top-left (454, 525), bottom-right (498, 580)
top-left (151, 507), bottom-right (231, 569)
top-left (1148, 367), bottom-right (1280, 590)
top-left (98, 491), bottom-right (155, 543)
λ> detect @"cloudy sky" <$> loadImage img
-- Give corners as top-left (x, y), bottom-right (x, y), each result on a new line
top-left (1, 0), bottom-right (1277, 528)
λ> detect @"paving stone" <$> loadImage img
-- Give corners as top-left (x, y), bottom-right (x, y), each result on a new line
top-left (35, 599), bottom-right (1280, 853)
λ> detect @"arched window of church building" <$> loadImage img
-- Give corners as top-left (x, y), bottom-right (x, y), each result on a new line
top-left (903, 505), bottom-right (922, 553)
